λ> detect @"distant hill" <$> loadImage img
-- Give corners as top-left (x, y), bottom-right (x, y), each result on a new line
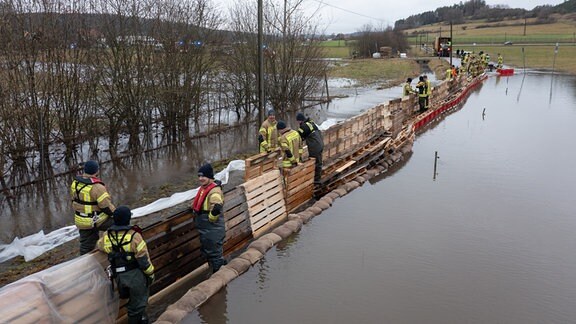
top-left (394, 0), bottom-right (576, 30)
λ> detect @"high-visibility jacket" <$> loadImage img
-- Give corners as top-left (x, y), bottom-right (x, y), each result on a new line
top-left (259, 119), bottom-right (278, 153)
top-left (425, 79), bottom-right (431, 96)
top-left (279, 129), bottom-right (301, 168)
top-left (416, 81), bottom-right (427, 97)
top-left (445, 68), bottom-right (452, 80)
top-left (71, 175), bottom-right (115, 229)
top-left (192, 182), bottom-right (224, 222)
top-left (97, 227), bottom-right (154, 276)
top-left (403, 82), bottom-right (414, 96)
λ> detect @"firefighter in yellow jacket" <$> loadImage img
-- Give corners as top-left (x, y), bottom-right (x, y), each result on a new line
top-left (403, 78), bottom-right (415, 96)
top-left (97, 206), bottom-right (154, 324)
top-left (71, 160), bottom-right (115, 255)
top-left (258, 109), bottom-right (278, 153)
top-left (277, 120), bottom-right (301, 168)
top-left (191, 163), bottom-right (226, 273)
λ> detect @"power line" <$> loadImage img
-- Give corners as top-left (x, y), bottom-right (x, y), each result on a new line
top-left (311, 0), bottom-right (389, 24)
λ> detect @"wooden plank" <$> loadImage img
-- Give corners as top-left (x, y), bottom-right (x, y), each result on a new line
top-left (243, 178), bottom-right (282, 202)
top-left (253, 211), bottom-right (289, 238)
top-left (251, 205), bottom-right (287, 232)
top-left (249, 198), bottom-right (285, 224)
top-left (335, 160), bottom-right (356, 173)
top-left (241, 170), bottom-right (281, 192)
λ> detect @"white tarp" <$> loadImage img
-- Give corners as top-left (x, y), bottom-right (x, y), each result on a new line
top-left (0, 254), bottom-right (118, 323)
top-left (0, 160), bottom-right (246, 263)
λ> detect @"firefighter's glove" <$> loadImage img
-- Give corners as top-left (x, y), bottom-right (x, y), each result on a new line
top-left (260, 141), bottom-right (269, 153)
top-left (146, 274), bottom-right (155, 287)
top-left (209, 203), bottom-right (223, 223)
top-left (258, 134), bottom-right (264, 143)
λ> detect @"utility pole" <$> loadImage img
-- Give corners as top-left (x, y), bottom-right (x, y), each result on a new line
top-left (450, 21), bottom-right (453, 66)
top-left (257, 0), bottom-right (264, 125)
top-left (523, 17), bottom-right (527, 36)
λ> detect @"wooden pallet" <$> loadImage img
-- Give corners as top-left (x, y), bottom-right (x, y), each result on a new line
top-left (241, 170), bottom-right (287, 238)
top-left (283, 159), bottom-right (315, 211)
top-left (244, 150), bottom-right (280, 182)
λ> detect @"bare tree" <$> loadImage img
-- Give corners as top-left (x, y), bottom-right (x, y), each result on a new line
top-left (225, 0), bottom-right (328, 116)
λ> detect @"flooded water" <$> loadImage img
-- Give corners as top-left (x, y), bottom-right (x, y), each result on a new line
top-left (182, 72), bottom-right (576, 324)
top-left (0, 125), bottom-right (255, 244)
top-left (0, 72), bottom-right (430, 244)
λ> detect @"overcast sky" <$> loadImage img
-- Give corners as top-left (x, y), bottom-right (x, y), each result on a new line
top-left (212, 0), bottom-right (566, 34)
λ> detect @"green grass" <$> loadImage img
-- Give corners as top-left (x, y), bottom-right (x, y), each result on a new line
top-left (328, 58), bottom-right (420, 85)
top-left (457, 45), bottom-right (576, 74)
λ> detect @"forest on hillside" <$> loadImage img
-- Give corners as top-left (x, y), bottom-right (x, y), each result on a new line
top-left (394, 0), bottom-right (576, 30)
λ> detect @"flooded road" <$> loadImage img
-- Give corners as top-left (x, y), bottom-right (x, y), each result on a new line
top-left (183, 72), bottom-right (576, 323)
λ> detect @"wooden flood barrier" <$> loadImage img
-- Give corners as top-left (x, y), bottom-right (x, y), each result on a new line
top-left (244, 150), bottom-right (280, 182)
top-left (0, 73), bottom-right (486, 323)
top-left (283, 159), bottom-right (315, 211)
top-left (145, 185), bottom-right (252, 295)
top-left (241, 170), bottom-right (288, 238)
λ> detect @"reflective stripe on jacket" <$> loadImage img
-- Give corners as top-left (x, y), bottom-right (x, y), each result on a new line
top-left (279, 129), bottom-right (301, 167)
top-left (259, 119), bottom-right (278, 151)
top-left (98, 228), bottom-right (154, 276)
top-left (71, 176), bottom-right (113, 229)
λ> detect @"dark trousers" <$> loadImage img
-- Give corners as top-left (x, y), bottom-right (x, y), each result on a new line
top-left (117, 270), bottom-right (149, 323)
top-left (418, 96), bottom-right (427, 113)
top-left (195, 213), bottom-right (226, 272)
top-left (310, 150), bottom-right (323, 183)
top-left (79, 217), bottom-right (113, 255)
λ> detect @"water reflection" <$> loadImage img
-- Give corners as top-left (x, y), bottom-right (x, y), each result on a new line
top-left (181, 72), bottom-right (576, 323)
top-left (0, 124), bottom-right (255, 243)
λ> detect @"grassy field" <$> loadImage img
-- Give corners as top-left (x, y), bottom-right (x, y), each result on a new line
top-left (404, 14), bottom-right (576, 45)
top-left (321, 14), bottom-right (576, 75)
top-left (327, 58), bottom-right (421, 86)
top-left (456, 45), bottom-right (576, 74)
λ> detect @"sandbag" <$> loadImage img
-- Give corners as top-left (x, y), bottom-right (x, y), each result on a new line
top-left (319, 195), bottom-right (333, 206)
top-left (287, 213), bottom-right (301, 221)
top-left (195, 277), bottom-right (225, 298)
top-left (308, 206), bottom-right (323, 215)
top-left (212, 266), bottom-right (239, 285)
top-left (259, 233), bottom-right (282, 245)
top-left (299, 211), bottom-right (314, 224)
top-left (157, 307), bottom-right (189, 323)
top-left (272, 225), bottom-right (293, 239)
top-left (355, 175), bottom-right (366, 184)
top-left (248, 239), bottom-right (274, 255)
top-left (226, 256), bottom-right (252, 274)
top-left (238, 249), bottom-right (264, 265)
top-left (325, 191), bottom-right (340, 200)
top-left (313, 200), bottom-right (330, 210)
top-left (284, 219), bottom-right (303, 232)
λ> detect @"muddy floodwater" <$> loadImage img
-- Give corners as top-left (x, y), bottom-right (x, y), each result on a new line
top-left (182, 72), bottom-right (576, 323)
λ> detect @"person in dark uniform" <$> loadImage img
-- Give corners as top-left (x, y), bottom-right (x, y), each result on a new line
top-left (71, 160), bottom-right (115, 255)
top-left (97, 206), bottom-right (154, 324)
top-left (296, 112), bottom-right (324, 184)
top-left (191, 163), bottom-right (226, 273)
top-left (416, 76), bottom-right (428, 113)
